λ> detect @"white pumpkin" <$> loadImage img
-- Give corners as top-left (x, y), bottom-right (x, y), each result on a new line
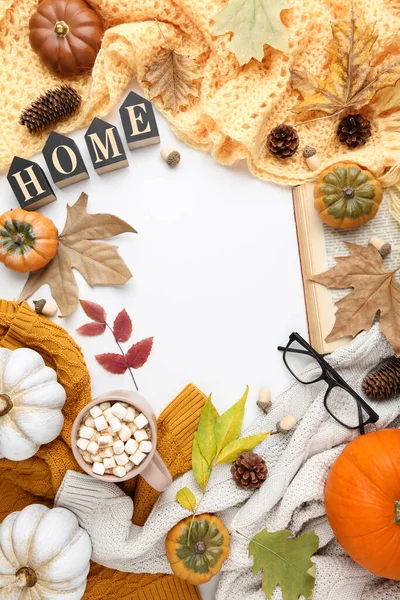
top-left (0, 348), bottom-right (66, 461)
top-left (0, 504), bottom-right (92, 599)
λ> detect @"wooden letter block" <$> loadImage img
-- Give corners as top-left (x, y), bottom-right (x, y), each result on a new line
top-left (7, 156), bottom-right (56, 211)
top-left (85, 117), bottom-right (128, 175)
top-left (43, 131), bottom-right (89, 189)
top-left (119, 91), bottom-right (160, 150)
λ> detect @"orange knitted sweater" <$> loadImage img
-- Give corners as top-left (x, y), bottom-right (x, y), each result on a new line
top-left (0, 300), bottom-right (205, 600)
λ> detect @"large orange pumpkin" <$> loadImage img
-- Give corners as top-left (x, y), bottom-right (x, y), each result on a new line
top-left (0, 209), bottom-right (58, 273)
top-left (325, 429), bottom-right (400, 579)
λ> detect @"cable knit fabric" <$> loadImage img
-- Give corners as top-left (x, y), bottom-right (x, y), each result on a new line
top-left (1, 0), bottom-right (400, 184)
top-left (57, 324), bottom-right (400, 599)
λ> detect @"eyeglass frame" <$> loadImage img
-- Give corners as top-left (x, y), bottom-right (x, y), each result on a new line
top-left (278, 332), bottom-right (379, 435)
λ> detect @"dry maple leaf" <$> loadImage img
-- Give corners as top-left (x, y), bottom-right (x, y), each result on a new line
top-left (311, 242), bottom-right (400, 355)
top-left (291, 4), bottom-right (400, 119)
top-left (144, 48), bottom-right (200, 113)
top-left (18, 193), bottom-right (136, 317)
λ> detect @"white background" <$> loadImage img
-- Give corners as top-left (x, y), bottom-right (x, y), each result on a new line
top-left (0, 84), bottom-right (308, 599)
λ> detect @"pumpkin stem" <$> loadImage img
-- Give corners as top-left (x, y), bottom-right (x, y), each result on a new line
top-left (12, 233), bottom-right (24, 245)
top-left (0, 394), bottom-right (12, 416)
top-left (54, 20), bottom-right (69, 37)
top-left (16, 567), bottom-right (37, 588)
top-left (342, 187), bottom-right (355, 200)
top-left (395, 501), bottom-right (400, 524)
top-left (194, 541), bottom-right (207, 555)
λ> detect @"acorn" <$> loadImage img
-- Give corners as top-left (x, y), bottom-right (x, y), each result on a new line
top-left (256, 388), bottom-right (272, 413)
top-left (33, 299), bottom-right (58, 317)
top-left (303, 146), bottom-right (321, 171)
top-left (276, 415), bottom-right (297, 434)
top-left (161, 148), bottom-right (181, 167)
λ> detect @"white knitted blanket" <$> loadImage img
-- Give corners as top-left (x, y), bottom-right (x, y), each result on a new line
top-left (56, 325), bottom-right (400, 600)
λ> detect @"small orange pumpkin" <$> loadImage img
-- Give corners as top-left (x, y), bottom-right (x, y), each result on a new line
top-left (0, 209), bottom-right (58, 273)
top-left (325, 429), bottom-right (400, 580)
top-left (166, 514), bottom-right (230, 585)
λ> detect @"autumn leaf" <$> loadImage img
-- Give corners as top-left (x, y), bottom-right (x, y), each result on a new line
top-left (95, 353), bottom-right (128, 375)
top-left (77, 322), bottom-right (106, 336)
top-left (311, 242), bottom-right (400, 355)
top-left (248, 529), bottom-right (319, 600)
top-left (18, 193), bottom-right (136, 317)
top-left (371, 78), bottom-right (400, 115)
top-left (213, 0), bottom-right (291, 66)
top-left (113, 309), bottom-right (132, 342)
top-left (196, 396), bottom-right (217, 466)
top-left (144, 49), bottom-right (200, 114)
top-left (291, 5), bottom-right (400, 119)
top-left (214, 386), bottom-right (248, 455)
top-left (176, 487), bottom-right (197, 512)
top-left (126, 338), bottom-right (153, 369)
top-left (192, 433), bottom-right (211, 490)
top-left (215, 432), bottom-right (270, 465)
top-left (80, 299), bottom-right (106, 323)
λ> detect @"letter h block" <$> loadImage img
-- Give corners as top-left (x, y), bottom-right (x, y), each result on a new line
top-left (7, 156), bottom-right (56, 211)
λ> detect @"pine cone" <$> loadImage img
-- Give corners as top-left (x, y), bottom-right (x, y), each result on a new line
top-left (362, 357), bottom-right (400, 400)
top-left (231, 451), bottom-right (268, 490)
top-left (267, 124), bottom-right (299, 159)
top-left (337, 114), bottom-right (371, 148)
top-left (20, 86), bottom-right (81, 133)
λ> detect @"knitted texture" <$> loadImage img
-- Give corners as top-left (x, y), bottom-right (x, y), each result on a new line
top-left (57, 324), bottom-right (400, 599)
top-left (0, 300), bottom-right (204, 600)
top-left (1, 0), bottom-right (400, 184)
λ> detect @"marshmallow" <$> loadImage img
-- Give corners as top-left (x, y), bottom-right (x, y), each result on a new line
top-left (112, 466), bottom-right (126, 478)
top-left (113, 440), bottom-right (125, 455)
top-left (123, 407), bottom-right (136, 422)
top-left (125, 461), bottom-right (134, 473)
top-left (79, 425), bottom-right (95, 439)
top-left (103, 407), bottom-right (114, 423)
top-left (98, 434), bottom-right (113, 448)
top-left (119, 425), bottom-right (132, 442)
top-left (134, 429), bottom-right (148, 442)
top-left (82, 451), bottom-right (93, 464)
top-left (94, 415), bottom-right (108, 431)
top-left (87, 441), bottom-right (99, 455)
top-left (89, 405), bottom-right (103, 419)
top-left (99, 447), bottom-right (113, 459)
top-left (134, 413), bottom-right (148, 429)
top-left (92, 462), bottom-right (105, 475)
top-left (139, 441), bottom-right (152, 454)
top-left (100, 402), bottom-right (112, 411)
top-left (128, 423), bottom-right (138, 434)
top-left (125, 439), bottom-right (139, 455)
top-left (115, 452), bottom-right (129, 466)
top-left (111, 402), bottom-right (128, 420)
top-left (130, 451), bottom-right (147, 466)
top-left (84, 415), bottom-right (95, 428)
top-left (77, 438), bottom-right (89, 451)
top-left (92, 454), bottom-right (102, 463)
top-left (110, 417), bottom-right (122, 433)
top-left (103, 457), bottom-right (116, 469)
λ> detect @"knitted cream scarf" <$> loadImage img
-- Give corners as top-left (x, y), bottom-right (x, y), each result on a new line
top-left (1, 0), bottom-right (400, 185)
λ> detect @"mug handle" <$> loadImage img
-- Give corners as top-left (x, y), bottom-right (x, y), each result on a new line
top-left (140, 451), bottom-right (172, 492)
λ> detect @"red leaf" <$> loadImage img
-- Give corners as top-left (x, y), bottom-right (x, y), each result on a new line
top-left (77, 322), bottom-right (106, 336)
top-left (95, 353), bottom-right (128, 374)
top-left (126, 337), bottom-right (153, 369)
top-left (113, 309), bottom-right (133, 342)
top-left (80, 300), bottom-right (106, 323)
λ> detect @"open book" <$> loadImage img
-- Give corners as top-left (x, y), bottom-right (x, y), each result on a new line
top-left (293, 184), bottom-right (400, 354)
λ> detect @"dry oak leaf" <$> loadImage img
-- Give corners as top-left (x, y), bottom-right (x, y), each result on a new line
top-left (212, 0), bottom-right (291, 66)
top-left (311, 242), bottom-right (400, 355)
top-left (144, 48), bottom-right (200, 114)
top-left (18, 193), bottom-right (136, 317)
top-left (291, 5), bottom-right (400, 119)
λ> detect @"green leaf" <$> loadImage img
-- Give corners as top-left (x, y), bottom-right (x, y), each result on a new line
top-left (214, 386), bottom-right (248, 456)
top-left (248, 529), bottom-right (319, 600)
top-left (212, 0), bottom-right (291, 67)
top-left (215, 432), bottom-right (271, 465)
top-left (176, 487), bottom-right (197, 512)
top-left (192, 433), bottom-right (211, 490)
top-left (196, 395), bottom-right (217, 466)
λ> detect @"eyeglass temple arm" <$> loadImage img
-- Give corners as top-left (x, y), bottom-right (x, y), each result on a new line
top-left (277, 346), bottom-right (329, 357)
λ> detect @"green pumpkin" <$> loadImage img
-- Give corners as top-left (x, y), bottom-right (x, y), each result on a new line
top-left (314, 162), bottom-right (383, 229)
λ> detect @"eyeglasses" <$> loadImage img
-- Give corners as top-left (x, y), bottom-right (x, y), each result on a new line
top-left (278, 332), bottom-right (379, 435)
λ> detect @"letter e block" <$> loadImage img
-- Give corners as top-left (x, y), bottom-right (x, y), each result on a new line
top-left (43, 131), bottom-right (89, 189)
top-left (85, 118), bottom-right (128, 175)
top-left (119, 91), bottom-right (160, 150)
top-left (7, 156), bottom-right (56, 211)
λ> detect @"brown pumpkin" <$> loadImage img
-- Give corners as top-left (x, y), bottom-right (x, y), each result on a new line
top-left (0, 209), bottom-right (58, 273)
top-left (166, 514), bottom-right (230, 585)
top-left (325, 429), bottom-right (400, 580)
top-left (29, 0), bottom-right (103, 76)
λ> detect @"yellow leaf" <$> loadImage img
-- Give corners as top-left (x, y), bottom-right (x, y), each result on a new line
top-left (212, 0), bottom-right (291, 66)
top-left (176, 487), bottom-right (197, 512)
top-left (196, 395), bottom-right (217, 466)
top-left (192, 433), bottom-right (211, 490)
top-left (291, 5), bottom-right (400, 118)
top-left (214, 386), bottom-right (248, 456)
top-left (144, 49), bottom-right (200, 114)
top-left (371, 78), bottom-right (400, 115)
top-left (215, 432), bottom-right (270, 465)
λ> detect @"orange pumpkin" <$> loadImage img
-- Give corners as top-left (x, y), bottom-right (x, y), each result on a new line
top-left (0, 209), bottom-right (58, 273)
top-left (166, 514), bottom-right (230, 585)
top-left (325, 429), bottom-right (400, 579)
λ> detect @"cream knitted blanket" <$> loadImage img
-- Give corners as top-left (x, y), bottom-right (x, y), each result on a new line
top-left (1, 0), bottom-right (400, 185)
top-left (56, 325), bottom-right (400, 600)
